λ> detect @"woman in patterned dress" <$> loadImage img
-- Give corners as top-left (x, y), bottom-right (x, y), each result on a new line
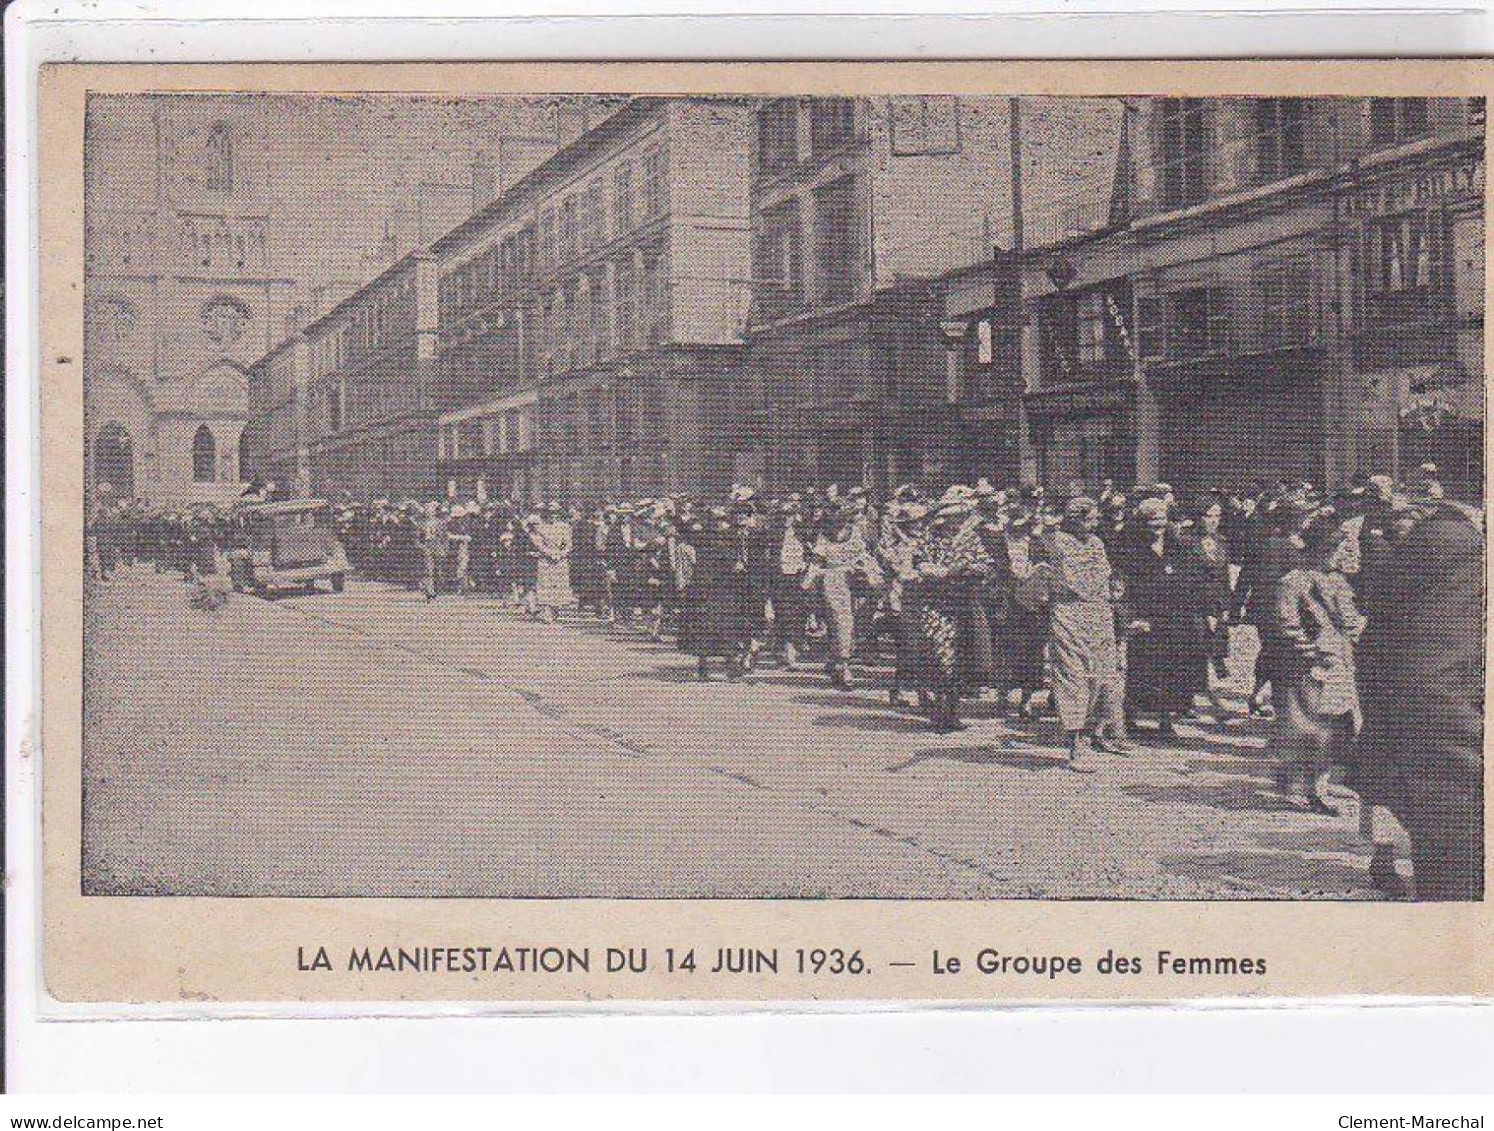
top-left (911, 488), bottom-right (994, 732)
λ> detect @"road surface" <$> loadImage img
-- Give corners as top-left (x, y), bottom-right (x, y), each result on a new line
top-left (81, 565), bottom-right (1395, 900)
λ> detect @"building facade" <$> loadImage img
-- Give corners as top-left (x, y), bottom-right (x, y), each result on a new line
top-left (742, 95), bottom-right (1126, 496)
top-left (275, 97), bottom-right (755, 506)
top-left (940, 96), bottom-right (1485, 499)
top-left (90, 92), bottom-right (628, 506)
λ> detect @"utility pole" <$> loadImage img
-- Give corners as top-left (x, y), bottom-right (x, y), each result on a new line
top-left (1009, 96), bottom-right (1025, 255)
top-left (1009, 96), bottom-right (1036, 484)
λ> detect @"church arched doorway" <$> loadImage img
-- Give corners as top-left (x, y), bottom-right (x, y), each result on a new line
top-left (94, 422), bottom-right (135, 498)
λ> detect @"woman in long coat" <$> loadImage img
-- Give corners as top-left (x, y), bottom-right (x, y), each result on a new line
top-left (1192, 494), bottom-right (1235, 689)
top-left (1042, 497), bottom-right (1131, 770)
top-left (1240, 500), bottom-right (1304, 717)
top-left (988, 507), bottom-right (1049, 720)
top-left (678, 510), bottom-right (754, 680)
top-left (1268, 508), bottom-right (1367, 815)
top-left (879, 502), bottom-right (927, 708)
top-left (1121, 497), bottom-right (1208, 736)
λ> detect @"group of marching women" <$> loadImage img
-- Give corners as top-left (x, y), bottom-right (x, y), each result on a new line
top-left (358, 469), bottom-right (1480, 902)
top-left (89, 464), bottom-right (1483, 901)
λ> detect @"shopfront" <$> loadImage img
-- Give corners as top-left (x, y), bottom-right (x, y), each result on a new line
top-left (1152, 353), bottom-right (1325, 493)
top-left (1343, 140), bottom-right (1484, 500)
top-left (1026, 383), bottom-right (1134, 492)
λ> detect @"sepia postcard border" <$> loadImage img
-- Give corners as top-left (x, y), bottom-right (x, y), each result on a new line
top-left (39, 59), bottom-right (1494, 1004)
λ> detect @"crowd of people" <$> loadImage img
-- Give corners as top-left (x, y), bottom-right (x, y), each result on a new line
top-left (87, 461), bottom-right (1484, 901)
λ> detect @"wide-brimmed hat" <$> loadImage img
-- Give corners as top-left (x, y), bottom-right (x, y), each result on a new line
top-left (1135, 497), bottom-right (1170, 524)
top-left (1063, 495), bottom-right (1099, 522)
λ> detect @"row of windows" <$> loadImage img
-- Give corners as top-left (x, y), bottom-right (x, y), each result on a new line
top-left (519, 250), bottom-right (670, 378)
top-left (1036, 264), bottom-right (1321, 382)
top-left (311, 278), bottom-right (418, 377)
top-left (538, 382), bottom-right (667, 459)
top-left (439, 145), bottom-right (668, 322)
top-left (438, 408), bottom-right (533, 461)
top-left (1154, 97), bottom-right (1452, 210)
top-left (753, 175), bottom-right (863, 322)
top-left (1037, 220), bottom-right (1454, 384)
top-left (758, 97), bottom-right (861, 170)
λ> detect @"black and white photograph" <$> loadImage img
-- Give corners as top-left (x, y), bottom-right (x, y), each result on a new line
top-left (76, 87), bottom-right (1484, 909)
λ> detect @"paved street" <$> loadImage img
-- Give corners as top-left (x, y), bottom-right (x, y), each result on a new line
top-left (82, 566), bottom-right (1395, 900)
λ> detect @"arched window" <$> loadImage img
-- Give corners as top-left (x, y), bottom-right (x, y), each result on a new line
top-left (206, 122), bottom-right (234, 194)
top-left (192, 425), bottom-right (217, 482)
top-left (94, 422), bottom-right (134, 499)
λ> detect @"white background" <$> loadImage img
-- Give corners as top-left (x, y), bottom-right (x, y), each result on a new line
top-left (7, 0), bottom-right (1494, 1094)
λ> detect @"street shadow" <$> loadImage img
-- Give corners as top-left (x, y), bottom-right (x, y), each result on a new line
top-left (1120, 778), bottom-right (1309, 814)
top-left (1159, 848), bottom-right (1376, 898)
top-left (629, 662), bottom-right (714, 684)
top-left (791, 690), bottom-right (897, 711)
top-left (1182, 754), bottom-right (1279, 780)
top-left (1248, 821), bottom-right (1378, 857)
top-left (812, 711), bottom-right (940, 734)
top-left (887, 745), bottom-right (1067, 774)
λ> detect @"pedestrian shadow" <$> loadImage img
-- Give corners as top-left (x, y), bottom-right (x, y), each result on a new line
top-left (812, 711), bottom-right (940, 734)
top-left (1120, 778), bottom-right (1310, 814)
top-left (629, 662), bottom-right (717, 684)
top-left (1181, 754), bottom-right (1280, 779)
top-left (1159, 848), bottom-right (1376, 899)
top-left (1249, 820), bottom-right (1384, 857)
top-left (887, 745), bottom-right (1067, 774)
top-left (791, 690), bottom-right (896, 711)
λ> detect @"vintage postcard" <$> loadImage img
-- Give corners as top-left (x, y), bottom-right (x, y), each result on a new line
top-left (37, 60), bottom-right (1492, 1004)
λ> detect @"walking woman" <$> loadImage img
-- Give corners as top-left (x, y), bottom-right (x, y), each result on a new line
top-left (991, 505), bottom-right (1050, 720)
top-left (1042, 496), bottom-right (1131, 770)
top-left (770, 498), bottom-right (812, 668)
top-left (805, 501), bottom-right (883, 689)
top-left (1122, 496), bottom-right (1208, 736)
top-left (527, 504), bottom-right (574, 622)
top-left (418, 501), bottom-right (449, 602)
top-left (1240, 499), bottom-right (1303, 717)
top-left (910, 490), bottom-right (994, 732)
top-left (679, 508), bottom-right (753, 680)
top-left (1269, 508), bottom-right (1367, 815)
top-left (880, 500), bottom-right (928, 708)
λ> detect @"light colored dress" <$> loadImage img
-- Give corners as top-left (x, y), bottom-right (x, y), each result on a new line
top-left (808, 526), bottom-right (882, 662)
top-left (530, 519), bottom-right (575, 608)
top-left (1045, 529), bottom-right (1125, 735)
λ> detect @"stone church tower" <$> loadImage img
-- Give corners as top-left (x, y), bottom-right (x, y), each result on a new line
top-left (85, 93), bottom-right (294, 506)
top-left (84, 92), bottom-right (608, 505)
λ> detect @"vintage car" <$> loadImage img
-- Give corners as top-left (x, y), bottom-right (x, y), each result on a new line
top-left (226, 499), bottom-right (349, 595)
